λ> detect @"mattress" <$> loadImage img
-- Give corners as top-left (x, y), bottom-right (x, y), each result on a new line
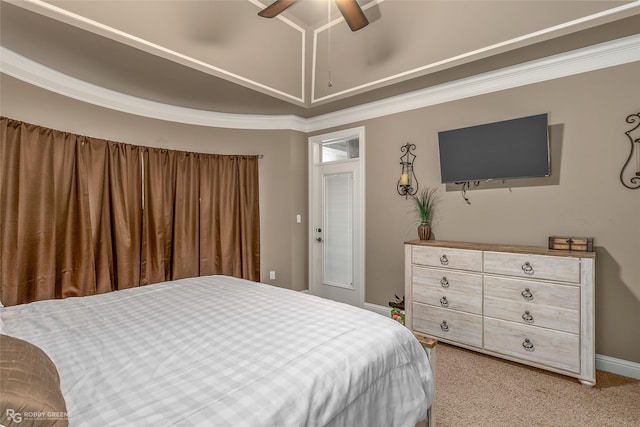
top-left (1, 275), bottom-right (433, 426)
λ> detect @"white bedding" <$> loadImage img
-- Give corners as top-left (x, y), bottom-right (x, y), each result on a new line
top-left (1, 275), bottom-right (433, 426)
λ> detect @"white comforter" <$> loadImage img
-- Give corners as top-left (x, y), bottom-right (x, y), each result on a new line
top-left (1, 275), bottom-right (433, 426)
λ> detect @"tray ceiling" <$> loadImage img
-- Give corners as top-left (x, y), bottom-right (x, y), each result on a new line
top-left (1, 0), bottom-right (639, 117)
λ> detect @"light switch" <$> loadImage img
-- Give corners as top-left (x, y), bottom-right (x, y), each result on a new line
top-left (296, 214), bottom-right (302, 223)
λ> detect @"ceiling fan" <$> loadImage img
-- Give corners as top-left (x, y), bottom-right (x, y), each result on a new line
top-left (258, 0), bottom-right (369, 32)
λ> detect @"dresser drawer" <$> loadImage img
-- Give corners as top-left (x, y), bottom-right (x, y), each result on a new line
top-left (413, 303), bottom-right (482, 348)
top-left (484, 276), bottom-right (580, 310)
top-left (484, 252), bottom-right (581, 283)
top-left (416, 287), bottom-right (482, 315)
top-left (484, 318), bottom-right (580, 373)
top-left (412, 246), bottom-right (482, 272)
top-left (484, 295), bottom-right (579, 334)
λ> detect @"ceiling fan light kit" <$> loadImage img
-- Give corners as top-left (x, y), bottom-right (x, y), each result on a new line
top-left (258, 0), bottom-right (369, 31)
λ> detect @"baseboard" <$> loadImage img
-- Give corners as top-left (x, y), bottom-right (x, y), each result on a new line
top-left (363, 303), bottom-right (640, 379)
top-left (595, 354), bottom-right (640, 379)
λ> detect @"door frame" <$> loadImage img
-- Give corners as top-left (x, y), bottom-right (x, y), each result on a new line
top-left (308, 126), bottom-right (365, 307)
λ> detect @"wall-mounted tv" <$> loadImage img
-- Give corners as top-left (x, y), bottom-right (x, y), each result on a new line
top-left (438, 113), bottom-right (550, 183)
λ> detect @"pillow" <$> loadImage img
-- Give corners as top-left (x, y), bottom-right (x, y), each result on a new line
top-left (0, 334), bottom-right (69, 426)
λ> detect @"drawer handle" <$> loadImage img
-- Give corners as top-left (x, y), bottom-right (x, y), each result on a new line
top-left (440, 296), bottom-right (449, 308)
top-left (522, 310), bottom-right (534, 324)
top-left (521, 288), bottom-right (534, 301)
top-left (521, 262), bottom-right (534, 275)
top-left (440, 255), bottom-right (449, 265)
top-left (440, 321), bottom-right (449, 332)
top-left (522, 338), bottom-right (535, 352)
top-left (440, 277), bottom-right (450, 288)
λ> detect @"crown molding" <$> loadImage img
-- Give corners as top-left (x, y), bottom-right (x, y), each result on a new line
top-left (305, 34), bottom-right (640, 132)
top-left (13, 0), bottom-right (306, 105)
top-left (1, 34), bottom-right (639, 132)
top-left (0, 47), bottom-right (308, 131)
top-left (310, 1), bottom-right (640, 105)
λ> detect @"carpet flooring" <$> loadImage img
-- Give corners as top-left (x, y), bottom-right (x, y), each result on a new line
top-left (433, 343), bottom-right (640, 427)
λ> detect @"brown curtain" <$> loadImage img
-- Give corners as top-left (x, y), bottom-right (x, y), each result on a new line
top-left (199, 155), bottom-right (260, 281)
top-left (0, 118), bottom-right (96, 305)
top-left (1, 117), bottom-right (260, 305)
top-left (171, 151), bottom-right (200, 280)
top-left (84, 138), bottom-right (143, 292)
top-left (142, 151), bottom-right (261, 283)
top-left (140, 148), bottom-right (176, 285)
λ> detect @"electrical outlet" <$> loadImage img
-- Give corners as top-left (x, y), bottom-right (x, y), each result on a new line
top-left (269, 271), bottom-right (276, 280)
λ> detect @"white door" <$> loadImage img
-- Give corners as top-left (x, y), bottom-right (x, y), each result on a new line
top-left (309, 127), bottom-right (364, 307)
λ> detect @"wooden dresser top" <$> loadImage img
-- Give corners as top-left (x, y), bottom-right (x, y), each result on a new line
top-left (405, 240), bottom-right (596, 259)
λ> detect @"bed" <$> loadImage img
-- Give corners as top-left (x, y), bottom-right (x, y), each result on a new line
top-left (0, 275), bottom-right (434, 426)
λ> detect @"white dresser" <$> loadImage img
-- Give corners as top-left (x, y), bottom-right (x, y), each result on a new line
top-left (405, 240), bottom-right (596, 385)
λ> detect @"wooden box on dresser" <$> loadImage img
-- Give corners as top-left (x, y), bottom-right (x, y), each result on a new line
top-left (404, 240), bottom-right (596, 386)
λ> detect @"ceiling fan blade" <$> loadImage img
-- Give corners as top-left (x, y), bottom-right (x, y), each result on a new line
top-left (258, 0), bottom-right (297, 18)
top-left (334, 0), bottom-right (369, 31)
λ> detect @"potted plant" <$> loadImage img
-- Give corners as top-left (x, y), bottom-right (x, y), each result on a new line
top-left (412, 188), bottom-right (438, 240)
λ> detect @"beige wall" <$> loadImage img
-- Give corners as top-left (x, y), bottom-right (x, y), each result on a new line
top-left (355, 61), bottom-right (639, 363)
top-left (2, 60), bottom-right (639, 364)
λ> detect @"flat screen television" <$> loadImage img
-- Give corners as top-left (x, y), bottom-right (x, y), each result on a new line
top-left (438, 113), bottom-right (550, 183)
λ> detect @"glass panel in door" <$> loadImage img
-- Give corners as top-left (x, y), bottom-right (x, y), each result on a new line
top-left (322, 171), bottom-right (353, 289)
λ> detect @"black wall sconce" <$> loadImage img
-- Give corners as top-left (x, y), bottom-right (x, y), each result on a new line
top-left (397, 143), bottom-right (418, 198)
top-left (620, 112), bottom-right (640, 190)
